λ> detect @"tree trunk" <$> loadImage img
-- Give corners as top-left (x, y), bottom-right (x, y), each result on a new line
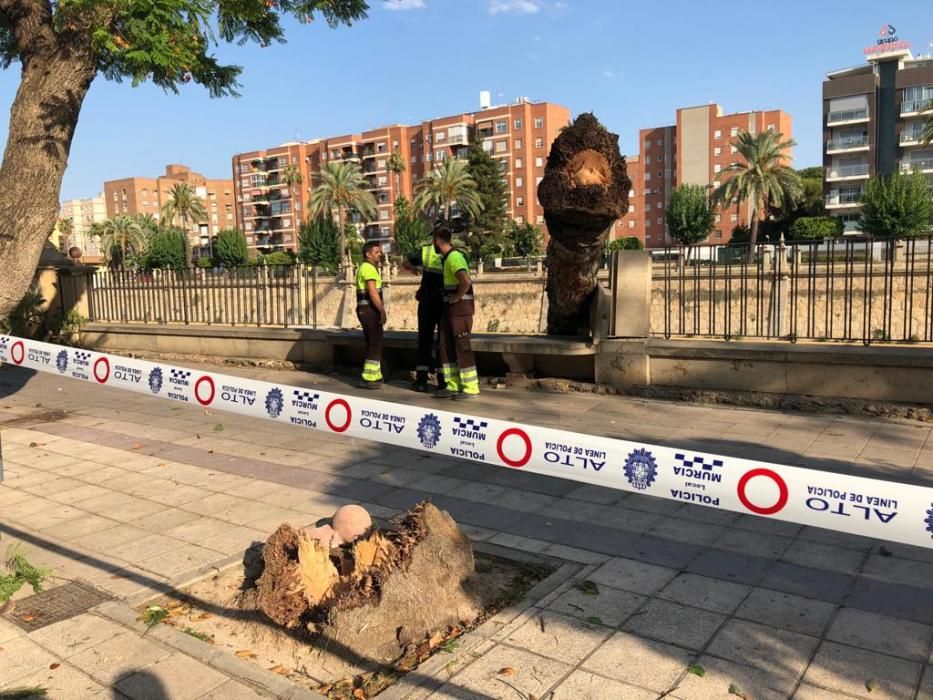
top-left (183, 214), bottom-right (193, 266)
top-left (747, 205), bottom-right (760, 264)
top-left (336, 208), bottom-right (347, 273)
top-left (538, 113), bottom-right (631, 335)
top-left (0, 30), bottom-right (96, 319)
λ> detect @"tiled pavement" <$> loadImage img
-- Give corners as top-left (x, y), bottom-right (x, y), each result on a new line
top-left (0, 362), bottom-right (932, 699)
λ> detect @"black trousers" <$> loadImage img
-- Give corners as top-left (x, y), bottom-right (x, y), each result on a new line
top-left (415, 296), bottom-right (444, 383)
top-left (357, 305), bottom-right (384, 381)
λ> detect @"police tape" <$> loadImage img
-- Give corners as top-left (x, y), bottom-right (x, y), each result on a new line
top-left (2, 334), bottom-right (932, 549)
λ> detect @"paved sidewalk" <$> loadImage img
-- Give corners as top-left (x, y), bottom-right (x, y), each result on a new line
top-left (0, 362), bottom-right (932, 699)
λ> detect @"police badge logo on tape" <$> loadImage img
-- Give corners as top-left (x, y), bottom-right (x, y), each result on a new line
top-left (925, 503), bottom-right (933, 540)
top-left (417, 413), bottom-right (441, 449)
top-left (624, 448), bottom-right (658, 491)
top-left (56, 349), bottom-right (69, 374)
top-left (265, 388), bottom-right (284, 419)
top-left (148, 367), bottom-right (163, 395)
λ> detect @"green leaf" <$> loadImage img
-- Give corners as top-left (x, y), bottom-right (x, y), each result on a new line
top-left (687, 664), bottom-right (706, 677)
top-left (728, 684), bottom-right (746, 698)
top-left (213, 423), bottom-right (224, 432)
top-left (866, 678), bottom-right (878, 693)
top-left (573, 580), bottom-right (599, 596)
top-left (587, 616), bottom-right (604, 625)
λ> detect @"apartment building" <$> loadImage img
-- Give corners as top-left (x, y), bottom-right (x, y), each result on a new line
top-left (621, 105), bottom-right (793, 248)
top-left (823, 29), bottom-right (933, 232)
top-left (104, 164), bottom-right (236, 251)
top-left (58, 193), bottom-right (107, 260)
top-left (232, 97), bottom-right (571, 252)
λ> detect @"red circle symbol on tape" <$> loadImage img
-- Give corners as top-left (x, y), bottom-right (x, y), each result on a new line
top-left (496, 427), bottom-right (532, 468)
top-left (10, 340), bottom-right (24, 365)
top-left (737, 468), bottom-right (789, 515)
top-left (325, 398), bottom-right (352, 433)
top-left (93, 357), bottom-right (110, 383)
top-left (194, 376), bottom-right (215, 406)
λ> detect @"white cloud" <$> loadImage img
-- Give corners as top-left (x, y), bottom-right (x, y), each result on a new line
top-left (489, 0), bottom-right (541, 15)
top-left (602, 70), bottom-right (616, 79)
top-left (382, 0), bottom-right (425, 10)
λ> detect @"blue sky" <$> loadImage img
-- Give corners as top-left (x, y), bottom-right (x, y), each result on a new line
top-left (1, 0), bottom-right (932, 201)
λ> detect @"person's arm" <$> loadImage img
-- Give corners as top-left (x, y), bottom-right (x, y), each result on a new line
top-left (451, 269), bottom-right (471, 304)
top-left (367, 279), bottom-right (387, 324)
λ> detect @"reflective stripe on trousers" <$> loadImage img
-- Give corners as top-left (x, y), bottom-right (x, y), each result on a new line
top-left (442, 362), bottom-right (461, 391)
top-left (362, 359), bottom-right (383, 382)
top-left (459, 365), bottom-right (479, 395)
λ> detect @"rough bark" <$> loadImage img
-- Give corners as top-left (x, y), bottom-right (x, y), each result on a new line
top-left (255, 502), bottom-right (480, 662)
top-left (538, 113), bottom-right (631, 335)
top-left (0, 2), bottom-right (97, 318)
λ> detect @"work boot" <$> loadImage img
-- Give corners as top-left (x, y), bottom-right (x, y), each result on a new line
top-left (433, 388), bottom-right (457, 399)
top-left (411, 378), bottom-right (428, 393)
top-left (453, 392), bottom-right (477, 401)
top-left (359, 379), bottom-right (383, 390)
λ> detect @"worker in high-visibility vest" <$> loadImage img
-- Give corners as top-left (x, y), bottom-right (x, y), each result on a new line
top-left (433, 226), bottom-right (479, 400)
top-left (356, 241), bottom-right (386, 389)
top-left (403, 238), bottom-right (445, 392)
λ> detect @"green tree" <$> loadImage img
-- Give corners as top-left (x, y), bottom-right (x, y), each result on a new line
top-left (788, 216), bottom-right (844, 241)
top-left (297, 216), bottom-right (341, 271)
top-left (466, 141), bottom-right (508, 258)
top-left (0, 0), bottom-right (368, 320)
top-left (100, 215), bottom-right (146, 269)
top-left (712, 130), bottom-right (802, 261)
top-left (859, 170), bottom-right (933, 237)
top-left (507, 221), bottom-right (542, 258)
top-left (666, 184), bottom-right (715, 254)
top-left (282, 163), bottom-right (303, 203)
top-left (307, 160), bottom-right (377, 269)
top-left (161, 183), bottom-right (208, 265)
top-left (214, 228), bottom-right (249, 267)
top-left (387, 151), bottom-right (406, 195)
top-left (261, 251), bottom-right (294, 265)
top-left (414, 158), bottom-right (484, 229)
top-left (141, 228), bottom-right (187, 270)
top-left (392, 196), bottom-right (431, 257)
top-left (133, 213), bottom-right (161, 239)
top-left (607, 237), bottom-right (644, 251)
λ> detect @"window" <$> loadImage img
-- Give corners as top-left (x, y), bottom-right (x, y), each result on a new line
top-left (645, 172), bottom-right (651, 180)
top-left (714, 164), bottom-right (722, 173)
top-left (731, 213), bottom-right (738, 222)
top-left (646, 156), bottom-right (651, 165)
top-left (731, 146), bottom-right (737, 154)
top-left (535, 157), bottom-right (543, 167)
top-left (536, 215), bottom-right (544, 224)
top-left (515, 216), bottom-right (524, 224)
top-left (767, 124), bottom-right (776, 132)
top-left (657, 202), bottom-right (664, 210)
top-left (657, 170), bottom-right (662, 178)
top-left (657, 217), bottom-right (663, 225)
top-left (515, 158), bottom-right (523, 168)
top-left (435, 132), bottom-right (445, 143)
top-left (536, 176), bottom-right (543, 185)
top-left (495, 120), bottom-right (508, 134)
top-left (714, 129), bottom-right (722, 139)
top-left (715, 230), bottom-right (723, 239)
top-left (646, 219), bottom-right (652, 227)
top-left (628, 189), bottom-right (635, 197)
top-left (393, 140), bottom-right (399, 148)
top-left (730, 127), bottom-right (739, 137)
top-left (656, 139), bottom-right (662, 146)
top-left (515, 139), bottom-right (522, 149)
top-left (628, 204), bottom-right (635, 213)
top-left (516, 177), bottom-right (523, 187)
top-left (628, 220), bottom-right (635, 229)
top-left (378, 176), bottom-right (388, 185)
top-left (516, 196), bottom-right (524, 206)
top-left (426, 153), bottom-right (432, 162)
top-left (411, 155), bottom-right (417, 163)
top-left (534, 117), bottom-right (544, 128)
top-left (496, 140), bottom-right (508, 153)
top-left (644, 140), bottom-right (650, 149)
top-left (534, 137), bottom-right (544, 148)
top-left (514, 119), bottom-right (522, 129)
top-left (714, 147), bottom-right (721, 156)
top-left (713, 180), bottom-right (721, 187)
top-left (715, 214), bottom-right (721, 223)
top-left (379, 209), bottom-right (389, 220)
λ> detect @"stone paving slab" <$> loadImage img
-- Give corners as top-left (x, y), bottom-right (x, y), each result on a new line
top-left (2, 363), bottom-right (933, 698)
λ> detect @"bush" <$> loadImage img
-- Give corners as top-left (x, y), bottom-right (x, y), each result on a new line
top-left (298, 216), bottom-right (340, 270)
top-left (608, 236), bottom-right (644, 251)
top-left (197, 256), bottom-right (213, 268)
top-left (788, 216), bottom-right (844, 241)
top-left (262, 251), bottom-right (294, 266)
top-left (214, 228), bottom-right (249, 267)
top-left (507, 221), bottom-right (542, 257)
top-left (0, 291), bottom-right (45, 338)
top-left (142, 228), bottom-right (186, 270)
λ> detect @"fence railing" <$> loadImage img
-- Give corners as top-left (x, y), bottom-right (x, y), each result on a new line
top-left (87, 265), bottom-right (331, 328)
top-left (655, 237), bottom-right (933, 345)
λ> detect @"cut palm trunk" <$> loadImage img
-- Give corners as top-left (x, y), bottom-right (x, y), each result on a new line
top-left (255, 502), bottom-right (479, 661)
top-left (538, 112), bottom-right (632, 335)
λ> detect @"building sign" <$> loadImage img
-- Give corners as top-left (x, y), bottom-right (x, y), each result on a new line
top-left (864, 24), bottom-right (911, 56)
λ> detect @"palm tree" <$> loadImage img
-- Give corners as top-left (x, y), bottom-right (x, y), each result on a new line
top-left (387, 150), bottom-right (406, 197)
top-left (307, 160), bottom-right (377, 268)
top-left (413, 158), bottom-right (484, 226)
top-left (920, 99), bottom-right (933, 145)
top-left (99, 215), bottom-right (146, 269)
top-left (712, 130), bottom-right (802, 262)
top-left (282, 163), bottom-right (303, 202)
top-left (57, 217), bottom-right (74, 251)
top-left (160, 182), bottom-right (208, 265)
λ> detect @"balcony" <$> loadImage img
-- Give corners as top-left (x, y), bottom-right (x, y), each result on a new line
top-left (900, 128), bottom-right (929, 146)
top-left (826, 136), bottom-right (869, 153)
top-left (900, 99), bottom-right (932, 115)
top-left (901, 158), bottom-right (933, 173)
top-left (826, 108), bottom-right (869, 126)
top-left (826, 163), bottom-right (870, 181)
top-left (825, 192), bottom-right (863, 209)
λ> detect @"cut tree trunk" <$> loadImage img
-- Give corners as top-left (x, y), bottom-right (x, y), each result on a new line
top-left (538, 113), bottom-right (631, 335)
top-left (255, 502), bottom-right (480, 662)
top-left (0, 17), bottom-right (96, 319)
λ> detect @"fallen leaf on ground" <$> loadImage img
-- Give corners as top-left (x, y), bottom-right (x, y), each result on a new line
top-left (687, 664), bottom-right (705, 677)
top-left (269, 665), bottom-right (289, 675)
top-left (19, 614), bottom-right (35, 622)
top-left (318, 686), bottom-right (332, 695)
top-left (428, 631), bottom-right (445, 648)
top-left (353, 689), bottom-right (366, 700)
top-left (203, 409), bottom-right (212, 416)
top-left (573, 580), bottom-right (599, 595)
top-left (28, 442), bottom-right (38, 448)
top-left (131, 443), bottom-right (143, 450)
top-left (866, 679), bottom-right (878, 693)
top-left (587, 616), bottom-right (604, 625)
top-left (208, 450), bottom-right (215, 455)
top-left (497, 667), bottom-right (515, 676)
top-left (196, 612), bottom-right (212, 620)
top-left (213, 424), bottom-right (224, 432)
top-left (728, 684), bottom-right (746, 698)
top-left (49, 663), bottom-right (60, 670)
top-left (235, 649), bottom-right (257, 659)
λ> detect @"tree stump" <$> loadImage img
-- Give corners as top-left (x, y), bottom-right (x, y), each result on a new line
top-left (255, 502), bottom-right (480, 661)
top-left (538, 113), bottom-right (631, 335)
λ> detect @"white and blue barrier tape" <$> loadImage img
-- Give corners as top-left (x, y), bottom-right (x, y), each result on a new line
top-left (1, 334), bottom-right (932, 549)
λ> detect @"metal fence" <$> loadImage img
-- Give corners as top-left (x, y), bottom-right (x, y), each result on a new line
top-left (87, 265), bottom-right (330, 328)
top-left (655, 236), bottom-right (933, 345)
